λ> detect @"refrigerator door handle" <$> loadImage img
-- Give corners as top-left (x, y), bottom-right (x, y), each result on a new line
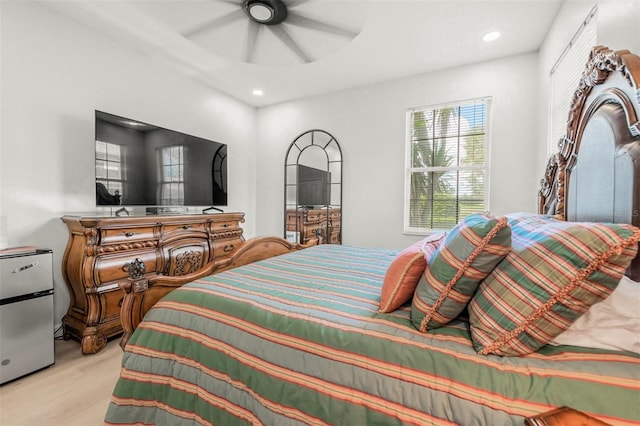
top-left (12, 262), bottom-right (39, 274)
top-left (0, 289), bottom-right (54, 306)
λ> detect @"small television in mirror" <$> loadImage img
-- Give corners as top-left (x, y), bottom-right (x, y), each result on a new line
top-left (297, 164), bottom-right (330, 208)
top-left (95, 110), bottom-right (227, 209)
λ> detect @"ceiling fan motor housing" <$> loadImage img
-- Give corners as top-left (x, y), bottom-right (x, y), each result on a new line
top-left (243, 0), bottom-right (288, 25)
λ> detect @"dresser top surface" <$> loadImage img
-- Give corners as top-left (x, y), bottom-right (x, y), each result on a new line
top-left (62, 212), bottom-right (245, 227)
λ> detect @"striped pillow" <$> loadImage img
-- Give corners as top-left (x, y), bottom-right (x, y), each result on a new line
top-left (469, 213), bottom-right (640, 356)
top-left (379, 233), bottom-right (446, 313)
top-left (411, 213), bottom-right (511, 332)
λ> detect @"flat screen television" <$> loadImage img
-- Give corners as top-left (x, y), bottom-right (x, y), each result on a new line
top-left (297, 164), bottom-right (331, 207)
top-left (95, 110), bottom-right (227, 209)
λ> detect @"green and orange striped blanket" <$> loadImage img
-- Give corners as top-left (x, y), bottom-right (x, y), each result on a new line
top-left (105, 244), bottom-right (640, 425)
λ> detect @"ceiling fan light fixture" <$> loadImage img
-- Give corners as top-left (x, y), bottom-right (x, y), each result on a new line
top-left (248, 4), bottom-right (273, 22)
top-left (243, 0), bottom-right (287, 25)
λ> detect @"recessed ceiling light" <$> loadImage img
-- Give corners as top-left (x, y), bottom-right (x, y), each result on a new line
top-left (482, 31), bottom-right (501, 42)
top-left (253, 89), bottom-right (264, 96)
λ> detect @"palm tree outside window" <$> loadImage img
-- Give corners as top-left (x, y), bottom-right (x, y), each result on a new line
top-left (405, 98), bottom-right (491, 232)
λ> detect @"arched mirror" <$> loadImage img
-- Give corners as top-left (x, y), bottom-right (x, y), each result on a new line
top-left (284, 130), bottom-right (342, 244)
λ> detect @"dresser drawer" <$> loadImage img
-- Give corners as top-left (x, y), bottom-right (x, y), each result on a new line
top-left (97, 286), bottom-right (125, 322)
top-left (212, 238), bottom-right (241, 259)
top-left (99, 226), bottom-right (156, 245)
top-left (210, 220), bottom-right (240, 232)
top-left (305, 211), bottom-right (324, 222)
top-left (163, 222), bottom-right (207, 236)
top-left (94, 251), bottom-right (158, 285)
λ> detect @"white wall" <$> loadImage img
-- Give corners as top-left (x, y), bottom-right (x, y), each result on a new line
top-left (598, 0), bottom-right (640, 54)
top-left (256, 53), bottom-right (540, 249)
top-left (0, 2), bottom-right (257, 327)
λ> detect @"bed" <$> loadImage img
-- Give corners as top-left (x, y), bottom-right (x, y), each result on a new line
top-left (105, 46), bottom-right (640, 426)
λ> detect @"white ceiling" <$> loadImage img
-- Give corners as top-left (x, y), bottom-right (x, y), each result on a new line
top-left (44, 0), bottom-right (565, 107)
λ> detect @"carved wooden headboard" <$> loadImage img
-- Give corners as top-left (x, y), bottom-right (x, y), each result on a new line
top-left (539, 46), bottom-right (640, 281)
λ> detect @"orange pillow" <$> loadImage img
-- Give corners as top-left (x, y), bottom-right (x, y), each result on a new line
top-left (379, 233), bottom-right (446, 313)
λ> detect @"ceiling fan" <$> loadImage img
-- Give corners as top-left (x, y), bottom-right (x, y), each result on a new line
top-left (181, 0), bottom-right (360, 64)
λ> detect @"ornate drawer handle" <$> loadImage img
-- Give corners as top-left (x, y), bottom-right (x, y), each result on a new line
top-left (222, 223), bottom-right (230, 228)
top-left (12, 262), bottom-right (39, 273)
top-left (182, 225), bottom-right (191, 230)
top-left (223, 244), bottom-right (235, 252)
top-left (122, 259), bottom-right (146, 277)
top-left (124, 232), bottom-right (136, 237)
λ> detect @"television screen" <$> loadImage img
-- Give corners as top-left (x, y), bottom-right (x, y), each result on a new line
top-left (95, 111), bottom-right (227, 208)
top-left (297, 164), bottom-right (330, 207)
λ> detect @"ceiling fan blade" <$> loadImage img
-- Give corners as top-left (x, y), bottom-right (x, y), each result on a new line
top-left (286, 13), bottom-right (358, 39)
top-left (182, 8), bottom-right (245, 38)
top-left (286, 0), bottom-right (311, 8)
top-left (245, 21), bottom-right (260, 63)
top-left (267, 25), bottom-right (311, 63)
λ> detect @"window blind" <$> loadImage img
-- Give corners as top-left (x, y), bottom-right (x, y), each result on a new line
top-left (548, 6), bottom-right (597, 158)
top-left (405, 97), bottom-right (491, 233)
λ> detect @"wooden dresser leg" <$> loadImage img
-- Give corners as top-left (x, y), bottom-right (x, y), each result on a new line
top-left (81, 328), bottom-right (107, 355)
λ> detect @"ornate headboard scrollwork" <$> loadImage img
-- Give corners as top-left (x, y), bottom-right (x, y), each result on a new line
top-left (538, 46), bottom-right (640, 280)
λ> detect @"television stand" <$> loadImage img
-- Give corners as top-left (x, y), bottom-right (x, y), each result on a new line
top-left (115, 207), bottom-right (129, 217)
top-left (203, 206), bottom-right (224, 213)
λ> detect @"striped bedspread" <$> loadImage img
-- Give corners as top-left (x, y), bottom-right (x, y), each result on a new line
top-left (105, 244), bottom-right (640, 426)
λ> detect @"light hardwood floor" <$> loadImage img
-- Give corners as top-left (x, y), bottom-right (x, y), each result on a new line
top-left (0, 338), bottom-right (122, 426)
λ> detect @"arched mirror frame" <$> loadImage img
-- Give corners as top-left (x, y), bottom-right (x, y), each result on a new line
top-left (284, 129), bottom-right (343, 245)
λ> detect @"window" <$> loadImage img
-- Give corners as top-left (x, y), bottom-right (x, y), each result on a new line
top-left (95, 140), bottom-right (123, 196)
top-left (548, 6), bottom-right (597, 157)
top-left (405, 98), bottom-right (491, 232)
top-left (160, 145), bottom-right (184, 205)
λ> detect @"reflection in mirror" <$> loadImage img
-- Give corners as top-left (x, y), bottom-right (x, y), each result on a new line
top-left (284, 130), bottom-right (342, 245)
top-left (299, 145), bottom-right (327, 170)
top-left (212, 145), bottom-right (227, 205)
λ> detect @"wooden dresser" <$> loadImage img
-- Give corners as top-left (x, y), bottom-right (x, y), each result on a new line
top-left (286, 208), bottom-right (341, 244)
top-left (61, 213), bottom-right (245, 354)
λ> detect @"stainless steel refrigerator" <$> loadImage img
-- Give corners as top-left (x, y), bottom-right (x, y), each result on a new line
top-left (0, 249), bottom-right (54, 384)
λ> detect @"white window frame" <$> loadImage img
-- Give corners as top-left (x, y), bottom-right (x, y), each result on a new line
top-left (404, 97), bottom-right (492, 234)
